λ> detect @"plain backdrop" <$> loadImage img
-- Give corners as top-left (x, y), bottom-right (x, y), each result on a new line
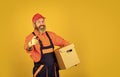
top-left (0, 0), bottom-right (120, 77)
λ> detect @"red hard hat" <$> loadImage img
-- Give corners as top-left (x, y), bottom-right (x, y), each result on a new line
top-left (32, 13), bottom-right (45, 23)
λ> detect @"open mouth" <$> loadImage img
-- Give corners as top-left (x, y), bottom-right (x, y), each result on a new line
top-left (40, 25), bottom-right (45, 29)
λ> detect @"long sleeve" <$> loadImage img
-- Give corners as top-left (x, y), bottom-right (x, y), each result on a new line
top-left (24, 33), bottom-right (35, 54)
top-left (24, 33), bottom-right (41, 62)
top-left (48, 31), bottom-right (70, 47)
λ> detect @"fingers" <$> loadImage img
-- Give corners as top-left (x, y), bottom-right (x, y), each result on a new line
top-left (32, 36), bottom-right (37, 39)
top-left (28, 41), bottom-right (32, 47)
top-left (28, 36), bottom-right (39, 47)
top-left (32, 36), bottom-right (38, 41)
top-left (32, 36), bottom-right (39, 45)
top-left (32, 36), bottom-right (39, 40)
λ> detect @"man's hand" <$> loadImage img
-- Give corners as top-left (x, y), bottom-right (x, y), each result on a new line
top-left (28, 36), bottom-right (39, 47)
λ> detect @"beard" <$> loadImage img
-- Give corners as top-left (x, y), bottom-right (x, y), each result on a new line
top-left (35, 25), bottom-right (46, 33)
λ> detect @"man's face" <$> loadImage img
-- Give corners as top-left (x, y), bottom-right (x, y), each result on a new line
top-left (35, 18), bottom-right (46, 33)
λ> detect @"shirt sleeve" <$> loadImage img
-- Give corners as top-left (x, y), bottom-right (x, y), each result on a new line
top-left (48, 31), bottom-right (70, 47)
top-left (24, 33), bottom-right (35, 54)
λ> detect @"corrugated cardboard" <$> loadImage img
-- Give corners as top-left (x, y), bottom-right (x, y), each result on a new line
top-left (55, 44), bottom-right (80, 70)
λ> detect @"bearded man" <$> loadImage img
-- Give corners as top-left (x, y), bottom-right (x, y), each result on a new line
top-left (24, 13), bottom-right (69, 77)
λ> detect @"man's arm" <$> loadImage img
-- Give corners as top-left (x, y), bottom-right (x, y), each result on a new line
top-left (24, 34), bottom-right (39, 53)
top-left (48, 31), bottom-right (70, 47)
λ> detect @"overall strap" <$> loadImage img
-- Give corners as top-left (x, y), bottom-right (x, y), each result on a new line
top-left (45, 31), bottom-right (54, 49)
top-left (32, 31), bottom-right (54, 52)
top-left (32, 32), bottom-right (43, 56)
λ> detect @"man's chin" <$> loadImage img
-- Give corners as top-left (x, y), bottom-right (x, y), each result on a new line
top-left (39, 29), bottom-right (46, 33)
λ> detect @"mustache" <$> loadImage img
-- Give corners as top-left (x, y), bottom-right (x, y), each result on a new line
top-left (40, 25), bottom-right (45, 27)
top-left (38, 25), bottom-right (46, 29)
top-left (40, 25), bottom-right (45, 26)
top-left (35, 25), bottom-right (45, 28)
top-left (35, 25), bottom-right (46, 32)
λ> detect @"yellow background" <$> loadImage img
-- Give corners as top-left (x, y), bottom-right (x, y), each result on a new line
top-left (0, 0), bottom-right (120, 77)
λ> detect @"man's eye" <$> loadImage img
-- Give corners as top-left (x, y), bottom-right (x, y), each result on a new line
top-left (37, 21), bottom-right (40, 23)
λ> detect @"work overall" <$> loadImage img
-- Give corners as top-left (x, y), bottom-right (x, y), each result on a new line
top-left (32, 32), bottom-right (59, 77)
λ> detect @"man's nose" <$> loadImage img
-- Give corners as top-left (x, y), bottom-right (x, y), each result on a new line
top-left (40, 22), bottom-right (44, 25)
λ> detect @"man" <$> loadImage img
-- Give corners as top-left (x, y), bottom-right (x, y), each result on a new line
top-left (24, 13), bottom-right (69, 77)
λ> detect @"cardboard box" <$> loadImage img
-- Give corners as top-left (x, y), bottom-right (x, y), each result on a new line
top-left (55, 44), bottom-right (80, 70)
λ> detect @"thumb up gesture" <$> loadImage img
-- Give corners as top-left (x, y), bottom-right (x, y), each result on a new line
top-left (28, 36), bottom-right (39, 47)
